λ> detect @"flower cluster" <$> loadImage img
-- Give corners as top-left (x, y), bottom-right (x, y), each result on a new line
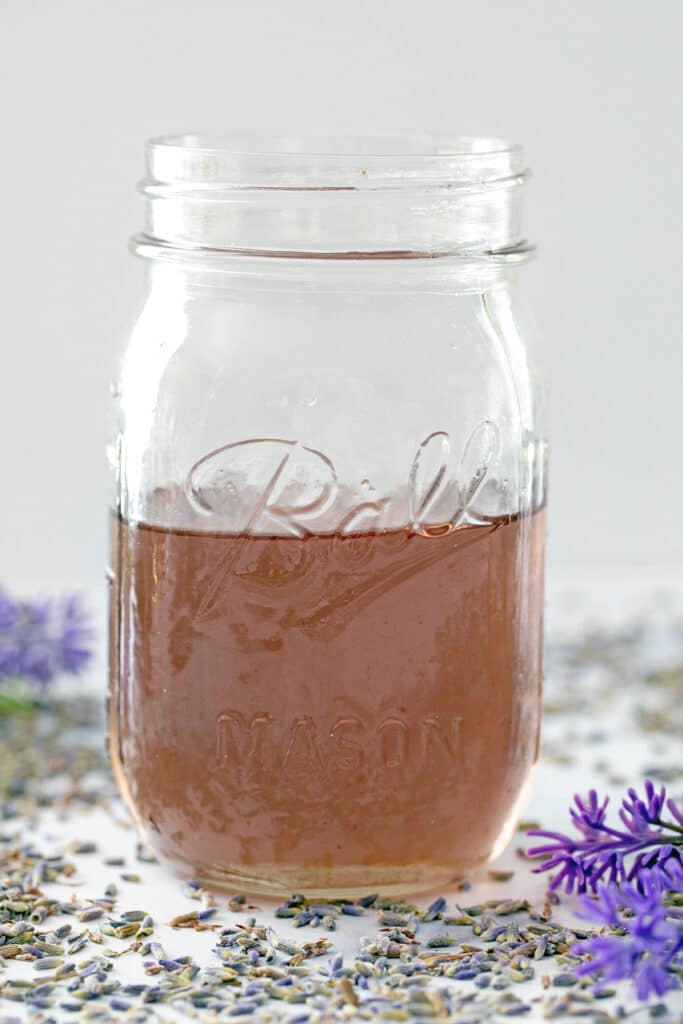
top-left (575, 861), bottom-right (683, 1000)
top-left (527, 782), bottom-right (683, 894)
top-left (0, 588), bottom-right (93, 689)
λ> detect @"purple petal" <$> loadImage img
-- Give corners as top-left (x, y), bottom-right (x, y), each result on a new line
top-left (19, 643), bottom-right (57, 686)
top-left (634, 959), bottom-right (672, 1000)
top-left (666, 796), bottom-right (683, 826)
top-left (0, 591), bottom-right (17, 630)
top-left (0, 641), bottom-right (21, 677)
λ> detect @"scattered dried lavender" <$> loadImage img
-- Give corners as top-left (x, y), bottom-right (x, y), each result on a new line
top-left (0, 593), bottom-right (681, 1019)
top-left (0, 697), bottom-right (113, 823)
top-left (0, 842), bottom-right (617, 1023)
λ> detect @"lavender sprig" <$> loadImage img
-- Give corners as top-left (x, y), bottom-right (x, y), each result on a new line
top-left (0, 587), bottom-right (93, 697)
top-left (574, 861), bottom-right (683, 1000)
top-left (527, 782), bottom-right (683, 894)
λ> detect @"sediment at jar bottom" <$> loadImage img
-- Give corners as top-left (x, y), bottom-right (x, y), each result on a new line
top-left (108, 506), bottom-right (545, 894)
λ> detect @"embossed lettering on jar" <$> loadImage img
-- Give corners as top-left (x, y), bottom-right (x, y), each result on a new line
top-left (108, 134), bottom-right (548, 896)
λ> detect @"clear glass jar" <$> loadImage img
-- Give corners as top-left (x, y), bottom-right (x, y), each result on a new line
top-left (108, 134), bottom-right (547, 897)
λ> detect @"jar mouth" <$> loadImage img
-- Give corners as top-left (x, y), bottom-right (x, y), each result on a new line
top-left (145, 133), bottom-right (527, 190)
top-left (140, 133), bottom-right (531, 257)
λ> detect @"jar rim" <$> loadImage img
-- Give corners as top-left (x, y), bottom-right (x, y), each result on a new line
top-left (145, 133), bottom-right (527, 189)
top-left (140, 133), bottom-right (530, 257)
top-left (149, 132), bottom-right (520, 155)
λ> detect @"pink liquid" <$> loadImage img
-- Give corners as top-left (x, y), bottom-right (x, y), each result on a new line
top-left (109, 508), bottom-right (545, 896)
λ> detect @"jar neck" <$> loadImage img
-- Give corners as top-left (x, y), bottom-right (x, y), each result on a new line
top-left (136, 246), bottom-right (529, 298)
top-left (137, 134), bottom-right (533, 261)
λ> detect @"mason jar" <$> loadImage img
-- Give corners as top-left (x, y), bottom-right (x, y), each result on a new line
top-left (108, 134), bottom-right (547, 897)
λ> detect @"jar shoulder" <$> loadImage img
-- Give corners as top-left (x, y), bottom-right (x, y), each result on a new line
top-left (116, 276), bottom-right (546, 530)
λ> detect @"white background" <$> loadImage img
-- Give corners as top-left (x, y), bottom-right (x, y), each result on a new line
top-left (2, 0), bottom-right (682, 586)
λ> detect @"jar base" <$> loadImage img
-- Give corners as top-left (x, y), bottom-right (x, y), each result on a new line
top-left (185, 857), bottom-right (479, 899)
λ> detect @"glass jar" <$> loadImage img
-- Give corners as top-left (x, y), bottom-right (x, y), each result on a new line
top-left (108, 134), bottom-right (547, 897)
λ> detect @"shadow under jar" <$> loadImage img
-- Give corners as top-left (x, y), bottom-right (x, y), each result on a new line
top-left (108, 134), bottom-right (548, 897)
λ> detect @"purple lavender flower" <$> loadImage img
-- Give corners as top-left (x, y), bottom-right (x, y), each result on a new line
top-left (527, 783), bottom-right (683, 894)
top-left (570, 790), bottom-right (610, 837)
top-left (59, 594), bottom-right (93, 674)
top-left (0, 590), bottom-right (17, 630)
top-left (574, 865), bottom-right (683, 1000)
top-left (620, 782), bottom-right (668, 831)
top-left (0, 587), bottom-right (94, 691)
